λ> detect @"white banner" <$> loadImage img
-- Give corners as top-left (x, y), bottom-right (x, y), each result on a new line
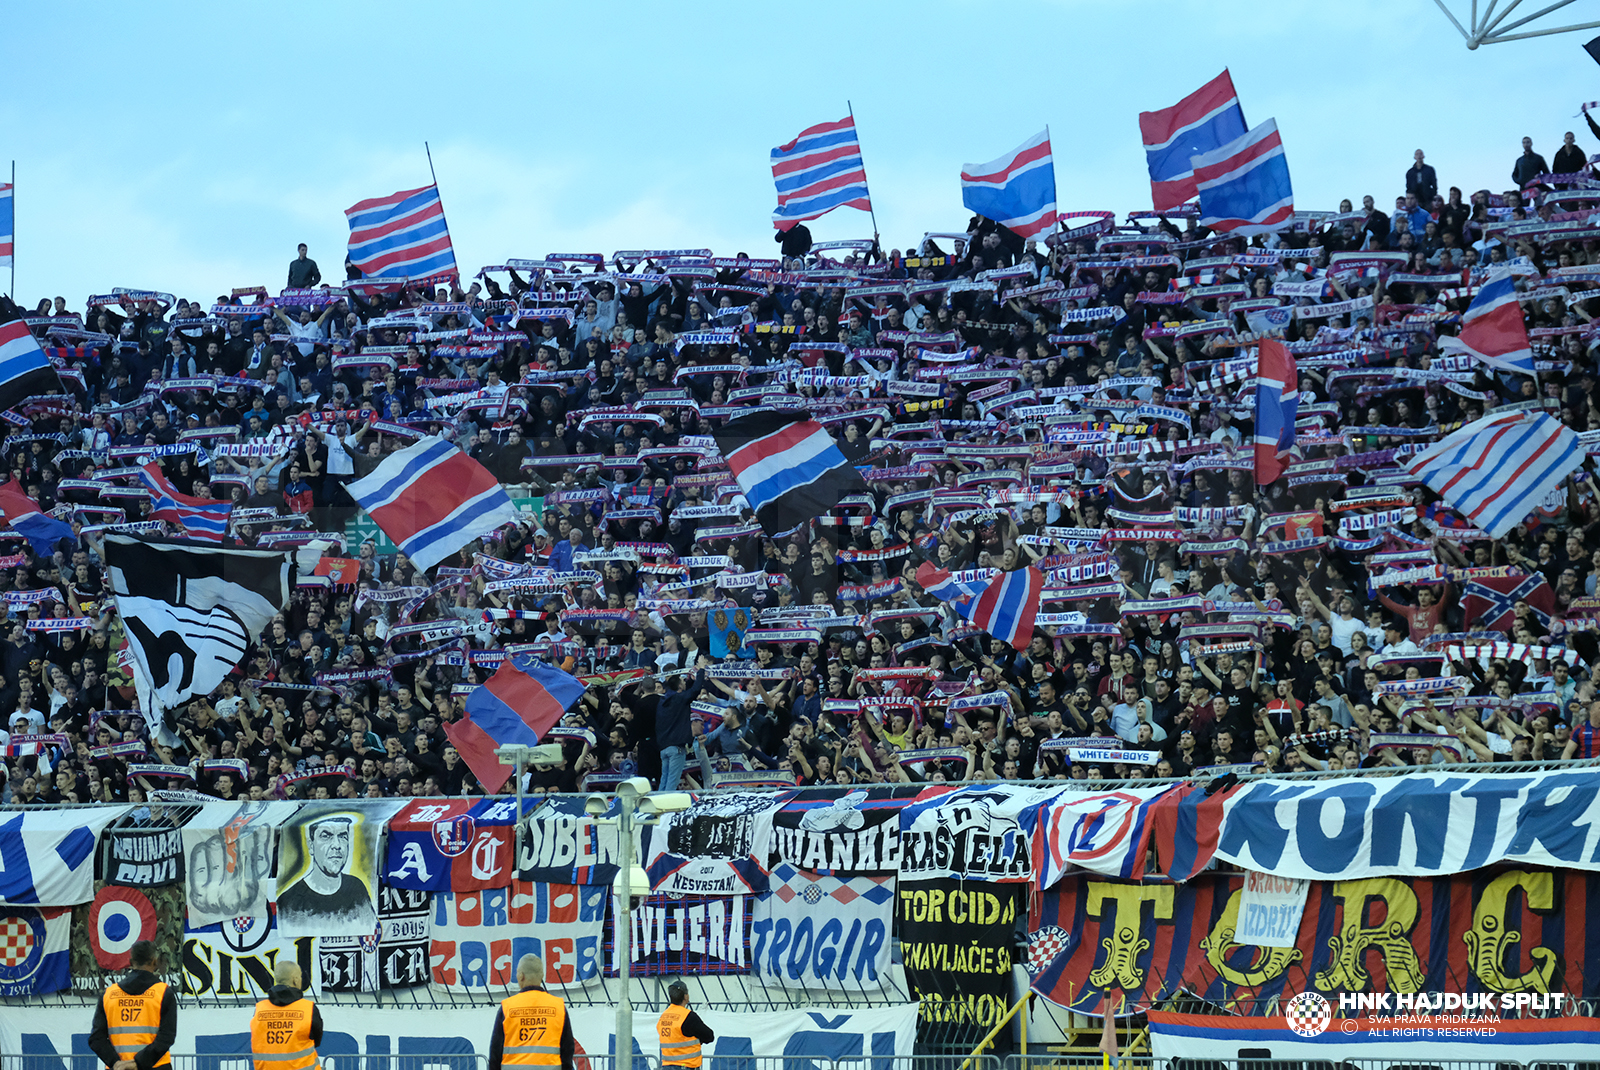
top-left (277, 800), bottom-right (408, 937)
top-left (181, 801), bottom-right (298, 927)
top-left (0, 1001), bottom-right (921, 1066)
top-left (1233, 870), bottom-right (1309, 948)
top-left (0, 807), bottom-right (131, 906)
top-left (897, 784), bottom-right (1067, 882)
top-left (1209, 769), bottom-right (1600, 880)
top-left (642, 793), bottom-right (788, 895)
top-left (430, 880), bottom-right (608, 990)
top-left (751, 864), bottom-right (894, 990)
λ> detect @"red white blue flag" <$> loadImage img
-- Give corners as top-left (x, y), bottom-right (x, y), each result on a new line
top-left (915, 561), bottom-right (990, 605)
top-left (345, 184), bottom-right (458, 280)
top-left (1139, 70), bottom-right (1247, 211)
top-left (346, 435), bottom-right (519, 572)
top-left (770, 116), bottom-right (873, 231)
top-left (138, 461), bottom-right (232, 543)
top-left (1193, 118), bottom-right (1294, 235)
top-left (0, 301), bottom-right (64, 416)
top-left (445, 654), bottom-right (585, 794)
top-left (960, 130), bottom-right (1057, 240)
top-left (1404, 410), bottom-right (1583, 539)
top-left (1438, 265), bottom-right (1534, 376)
top-left (1253, 338), bottom-right (1298, 485)
top-left (714, 411), bottom-right (868, 535)
top-left (0, 183), bottom-right (12, 268)
top-left (960, 566), bottom-right (1044, 650)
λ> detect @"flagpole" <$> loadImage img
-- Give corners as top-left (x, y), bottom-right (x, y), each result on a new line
top-left (423, 141), bottom-right (459, 290)
top-left (846, 101), bottom-right (881, 243)
top-left (8, 160), bottom-right (14, 300)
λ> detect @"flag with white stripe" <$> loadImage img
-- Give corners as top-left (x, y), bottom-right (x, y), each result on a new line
top-left (0, 299), bottom-right (64, 413)
top-left (960, 130), bottom-right (1057, 240)
top-left (138, 462), bottom-right (232, 543)
top-left (0, 183), bottom-right (12, 268)
top-left (1404, 410), bottom-right (1583, 539)
top-left (1437, 265), bottom-right (1534, 376)
top-left (1192, 118), bottom-right (1294, 235)
top-left (713, 411), bottom-right (868, 536)
top-left (960, 566), bottom-right (1045, 651)
top-left (770, 116), bottom-right (874, 231)
top-left (345, 184), bottom-right (457, 280)
top-left (346, 435), bottom-right (519, 572)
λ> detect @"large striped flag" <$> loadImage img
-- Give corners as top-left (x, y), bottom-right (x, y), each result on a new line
top-left (0, 182), bottom-right (12, 267)
top-left (137, 461), bottom-right (232, 543)
top-left (345, 184), bottom-right (458, 280)
top-left (1139, 70), bottom-right (1248, 211)
top-left (1404, 409), bottom-right (1584, 539)
top-left (1192, 118), bottom-right (1294, 235)
top-left (770, 116), bottom-right (873, 231)
top-left (960, 129), bottom-right (1057, 240)
top-left (1438, 265), bottom-right (1534, 376)
top-left (444, 654), bottom-right (585, 793)
top-left (0, 299), bottom-right (64, 415)
top-left (1253, 338), bottom-right (1298, 485)
top-left (346, 435), bottom-right (519, 572)
top-left (713, 411), bottom-right (868, 535)
top-left (959, 566), bottom-right (1044, 651)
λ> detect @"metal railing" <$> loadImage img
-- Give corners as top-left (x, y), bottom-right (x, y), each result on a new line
top-left (1, 1056), bottom-right (1569, 1070)
top-left (6, 756), bottom-right (1600, 814)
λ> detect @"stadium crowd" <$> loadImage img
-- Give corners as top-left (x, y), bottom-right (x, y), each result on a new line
top-left (2, 131), bottom-right (1600, 806)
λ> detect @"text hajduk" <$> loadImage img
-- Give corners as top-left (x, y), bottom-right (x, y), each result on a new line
top-left (1338, 992), bottom-right (1565, 1012)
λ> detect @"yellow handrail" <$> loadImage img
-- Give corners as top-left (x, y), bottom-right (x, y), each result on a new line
top-left (958, 991), bottom-right (1034, 1070)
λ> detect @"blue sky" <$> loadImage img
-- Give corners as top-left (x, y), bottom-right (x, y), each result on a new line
top-left (2, 1), bottom-right (1597, 305)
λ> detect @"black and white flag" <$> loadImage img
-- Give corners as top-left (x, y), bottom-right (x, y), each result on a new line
top-left (103, 534), bottom-right (292, 740)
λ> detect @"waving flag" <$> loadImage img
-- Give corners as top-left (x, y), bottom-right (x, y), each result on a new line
top-left (347, 435), bottom-right (518, 572)
top-left (1463, 571), bottom-right (1554, 631)
top-left (445, 654), bottom-right (584, 794)
top-left (137, 462), bottom-right (232, 543)
top-left (713, 411), bottom-right (868, 535)
top-left (1404, 410), bottom-right (1583, 539)
top-left (1139, 70), bottom-right (1248, 211)
top-left (0, 183), bottom-right (12, 268)
top-left (770, 116), bottom-right (873, 231)
top-left (345, 184), bottom-right (457, 280)
top-left (1253, 338), bottom-right (1298, 485)
top-left (1438, 265), bottom-right (1534, 376)
top-left (1193, 118), bottom-right (1294, 235)
top-left (0, 479), bottom-right (73, 556)
top-left (960, 566), bottom-right (1044, 650)
top-left (914, 561), bottom-right (991, 605)
top-left (960, 130), bottom-right (1057, 240)
top-left (0, 300), bottom-right (65, 416)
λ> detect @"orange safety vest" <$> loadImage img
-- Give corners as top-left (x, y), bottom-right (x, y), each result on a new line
top-left (657, 1005), bottom-right (702, 1068)
top-left (250, 997), bottom-right (319, 1070)
top-left (101, 981), bottom-right (172, 1068)
top-left (500, 988), bottom-right (567, 1066)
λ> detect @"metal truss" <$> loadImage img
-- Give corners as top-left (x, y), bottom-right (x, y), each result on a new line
top-left (1431, 0), bottom-right (1600, 48)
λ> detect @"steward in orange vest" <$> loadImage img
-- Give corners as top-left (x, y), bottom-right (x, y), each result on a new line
top-left (489, 954), bottom-right (575, 1070)
top-left (250, 961), bottom-right (324, 1070)
top-left (657, 980), bottom-right (715, 1068)
top-left (89, 941), bottom-right (177, 1070)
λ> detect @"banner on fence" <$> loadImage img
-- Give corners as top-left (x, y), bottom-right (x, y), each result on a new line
top-left (751, 863), bottom-right (894, 990)
top-left (898, 877), bottom-right (1022, 1028)
top-left (276, 799), bottom-right (406, 937)
top-left (430, 880), bottom-right (608, 990)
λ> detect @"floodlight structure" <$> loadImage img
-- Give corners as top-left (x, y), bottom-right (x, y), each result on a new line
top-left (1431, 0), bottom-right (1600, 49)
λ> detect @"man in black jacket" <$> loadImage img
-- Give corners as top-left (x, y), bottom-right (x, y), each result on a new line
top-left (288, 245), bottom-right (322, 288)
top-left (1404, 149), bottom-right (1438, 205)
top-left (89, 940), bottom-right (176, 1070)
top-left (656, 663), bottom-right (705, 790)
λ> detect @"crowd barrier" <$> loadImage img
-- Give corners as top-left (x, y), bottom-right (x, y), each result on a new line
top-left (5, 1055), bottom-right (1581, 1070)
